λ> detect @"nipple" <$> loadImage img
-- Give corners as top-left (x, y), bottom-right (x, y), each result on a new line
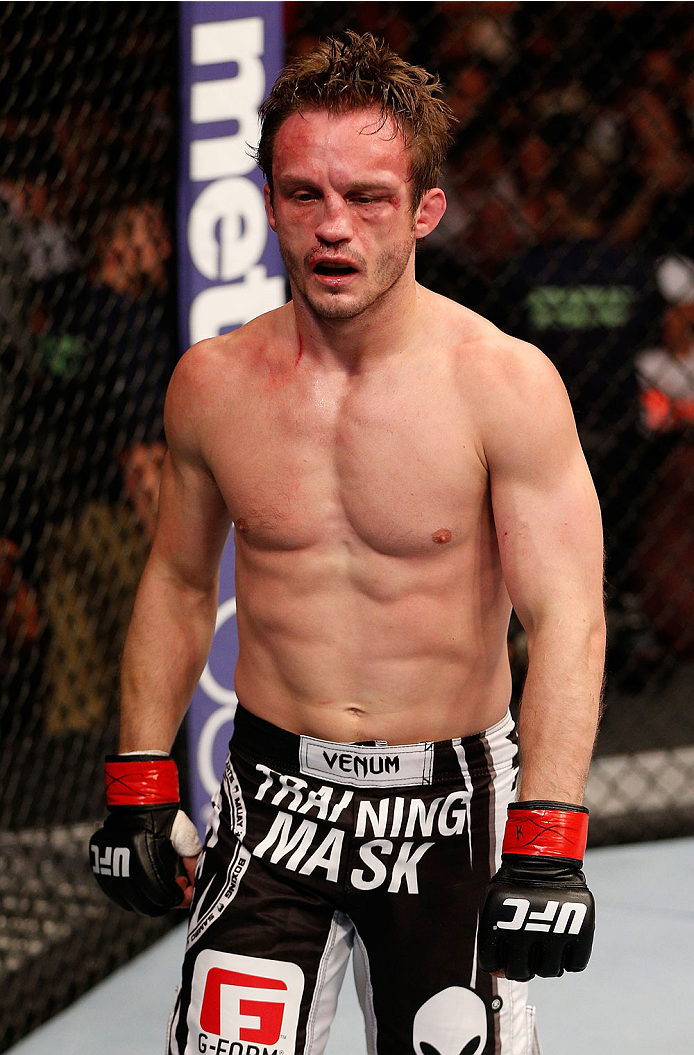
top-left (432, 528), bottom-right (452, 544)
top-left (236, 518), bottom-right (250, 534)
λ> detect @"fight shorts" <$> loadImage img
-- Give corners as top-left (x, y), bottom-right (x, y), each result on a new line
top-left (167, 705), bottom-right (542, 1055)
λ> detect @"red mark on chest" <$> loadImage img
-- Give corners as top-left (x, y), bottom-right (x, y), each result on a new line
top-left (432, 528), bottom-right (452, 545)
top-left (236, 518), bottom-right (250, 534)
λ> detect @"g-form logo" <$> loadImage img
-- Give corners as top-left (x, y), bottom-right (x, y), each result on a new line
top-left (187, 951), bottom-right (304, 1055)
top-left (497, 897), bottom-right (587, 934)
top-left (201, 969), bottom-right (286, 1042)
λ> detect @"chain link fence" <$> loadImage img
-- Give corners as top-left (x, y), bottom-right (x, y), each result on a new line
top-left (0, 2), bottom-right (181, 1049)
top-left (1, 1), bottom-right (694, 1049)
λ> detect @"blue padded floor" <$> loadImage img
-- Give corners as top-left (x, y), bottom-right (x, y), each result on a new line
top-left (7, 836), bottom-right (694, 1055)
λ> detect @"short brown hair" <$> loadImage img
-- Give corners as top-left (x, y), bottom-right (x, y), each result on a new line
top-left (255, 31), bottom-right (454, 208)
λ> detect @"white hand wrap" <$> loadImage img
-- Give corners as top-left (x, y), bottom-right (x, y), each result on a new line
top-left (170, 809), bottom-right (203, 857)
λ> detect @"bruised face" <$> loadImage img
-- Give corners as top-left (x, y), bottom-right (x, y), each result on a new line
top-left (265, 108), bottom-right (444, 321)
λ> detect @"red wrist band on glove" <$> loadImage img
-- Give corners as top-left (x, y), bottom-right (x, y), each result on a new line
top-left (105, 758), bottom-right (179, 807)
top-left (502, 803), bottom-right (589, 861)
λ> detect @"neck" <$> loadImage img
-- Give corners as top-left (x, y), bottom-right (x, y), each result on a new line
top-left (290, 266), bottom-right (422, 371)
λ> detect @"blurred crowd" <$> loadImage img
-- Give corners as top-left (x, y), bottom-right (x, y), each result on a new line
top-left (0, 6), bottom-right (178, 764)
top-left (2, 3), bottom-right (694, 763)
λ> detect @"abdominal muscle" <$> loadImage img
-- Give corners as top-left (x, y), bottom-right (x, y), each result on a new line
top-left (232, 538), bottom-right (514, 745)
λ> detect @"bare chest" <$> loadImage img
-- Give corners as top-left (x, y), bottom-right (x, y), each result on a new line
top-left (206, 367), bottom-right (489, 556)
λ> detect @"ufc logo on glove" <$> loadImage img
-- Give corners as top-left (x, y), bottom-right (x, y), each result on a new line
top-left (496, 897), bottom-right (589, 935)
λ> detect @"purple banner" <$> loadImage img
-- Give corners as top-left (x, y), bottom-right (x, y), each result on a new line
top-left (178, 1), bottom-right (285, 831)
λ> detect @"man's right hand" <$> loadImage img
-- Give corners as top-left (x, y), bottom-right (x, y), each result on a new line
top-left (89, 754), bottom-right (202, 916)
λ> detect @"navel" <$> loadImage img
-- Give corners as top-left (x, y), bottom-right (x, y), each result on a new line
top-left (432, 528), bottom-right (452, 545)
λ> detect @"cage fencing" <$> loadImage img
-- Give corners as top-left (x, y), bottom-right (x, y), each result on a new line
top-left (0, 2), bottom-right (180, 1049)
top-left (1, 1), bottom-right (694, 1050)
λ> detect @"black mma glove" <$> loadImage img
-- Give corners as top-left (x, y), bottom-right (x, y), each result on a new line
top-left (478, 800), bottom-right (595, 982)
top-left (89, 753), bottom-right (202, 916)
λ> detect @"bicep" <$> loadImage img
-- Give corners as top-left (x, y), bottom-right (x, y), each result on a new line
top-left (486, 355), bottom-right (604, 633)
top-left (149, 353), bottom-right (232, 591)
top-left (150, 450), bottom-right (232, 593)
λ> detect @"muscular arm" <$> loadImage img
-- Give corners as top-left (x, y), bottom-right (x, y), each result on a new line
top-left (482, 341), bottom-right (606, 804)
top-left (119, 349), bottom-right (232, 752)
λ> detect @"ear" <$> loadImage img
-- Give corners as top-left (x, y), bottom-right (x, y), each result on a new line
top-left (414, 187), bottom-right (446, 240)
top-left (264, 184), bottom-right (277, 232)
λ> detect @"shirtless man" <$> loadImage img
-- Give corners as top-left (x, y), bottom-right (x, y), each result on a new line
top-left (90, 32), bottom-right (605, 1055)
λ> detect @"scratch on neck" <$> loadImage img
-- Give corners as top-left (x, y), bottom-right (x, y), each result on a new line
top-left (294, 335), bottom-right (304, 369)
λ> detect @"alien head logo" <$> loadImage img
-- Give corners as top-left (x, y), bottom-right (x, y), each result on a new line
top-left (413, 986), bottom-right (488, 1055)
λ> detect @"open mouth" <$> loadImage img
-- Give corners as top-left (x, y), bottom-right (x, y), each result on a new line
top-left (313, 262), bottom-right (359, 277)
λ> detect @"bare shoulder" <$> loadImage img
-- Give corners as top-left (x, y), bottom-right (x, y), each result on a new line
top-left (164, 304), bottom-right (290, 450)
top-left (169, 305), bottom-right (289, 401)
top-left (423, 289), bottom-right (576, 461)
top-left (425, 291), bottom-right (558, 391)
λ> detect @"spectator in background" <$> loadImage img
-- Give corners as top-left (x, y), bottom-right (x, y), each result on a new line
top-left (636, 436), bottom-right (694, 658)
top-left (635, 459), bottom-right (694, 663)
top-left (445, 59), bottom-right (494, 132)
top-left (421, 125), bottom-right (526, 325)
top-left (634, 254), bottom-right (694, 657)
top-left (0, 134), bottom-right (81, 283)
top-left (36, 201), bottom-right (172, 526)
top-left (611, 52), bottom-right (694, 253)
top-left (30, 200), bottom-right (174, 735)
top-left (426, 1), bottom-right (519, 70)
top-left (0, 167), bottom-right (46, 742)
top-left (511, 125), bottom-right (556, 239)
top-left (419, 55), bottom-right (527, 325)
top-left (0, 539), bottom-right (40, 687)
top-left (637, 255), bottom-right (694, 433)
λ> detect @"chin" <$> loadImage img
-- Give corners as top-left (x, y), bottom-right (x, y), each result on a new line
top-left (305, 284), bottom-right (383, 320)
top-left (311, 299), bottom-right (368, 321)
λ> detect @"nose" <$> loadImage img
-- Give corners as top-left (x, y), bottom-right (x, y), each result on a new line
top-left (314, 194), bottom-right (353, 245)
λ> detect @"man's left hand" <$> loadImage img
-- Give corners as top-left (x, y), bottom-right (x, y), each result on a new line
top-left (478, 801), bottom-right (595, 981)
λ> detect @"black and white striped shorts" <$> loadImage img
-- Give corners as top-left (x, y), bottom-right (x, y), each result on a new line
top-left (168, 704), bottom-right (542, 1055)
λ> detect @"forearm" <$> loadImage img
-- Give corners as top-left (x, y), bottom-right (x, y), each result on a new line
top-left (517, 615), bottom-right (606, 804)
top-left (119, 554), bottom-right (219, 752)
